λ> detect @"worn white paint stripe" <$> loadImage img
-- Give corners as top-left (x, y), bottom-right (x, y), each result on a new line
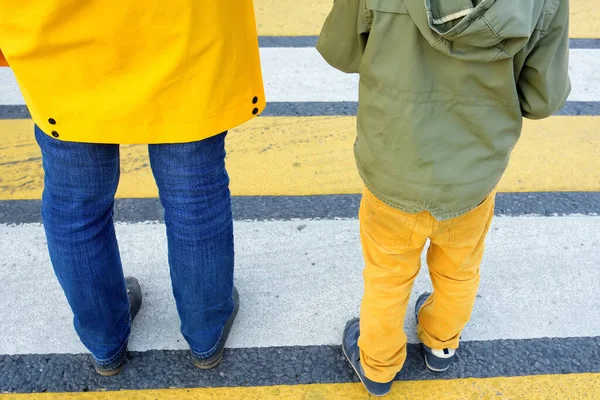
top-left (260, 48), bottom-right (599, 102)
top-left (0, 68), bottom-right (25, 106)
top-left (0, 49), bottom-right (599, 106)
top-left (0, 216), bottom-right (599, 355)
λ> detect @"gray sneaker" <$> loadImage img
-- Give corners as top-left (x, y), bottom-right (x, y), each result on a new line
top-left (415, 293), bottom-right (456, 372)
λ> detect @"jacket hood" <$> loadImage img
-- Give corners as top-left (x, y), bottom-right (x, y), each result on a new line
top-left (404, 0), bottom-right (548, 61)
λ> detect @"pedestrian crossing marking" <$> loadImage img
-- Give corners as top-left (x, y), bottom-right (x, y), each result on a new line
top-left (253, 0), bottom-right (600, 39)
top-left (0, 116), bottom-right (599, 200)
top-left (2, 373), bottom-right (599, 399)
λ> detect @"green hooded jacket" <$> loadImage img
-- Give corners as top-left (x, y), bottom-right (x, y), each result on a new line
top-left (317, 0), bottom-right (571, 219)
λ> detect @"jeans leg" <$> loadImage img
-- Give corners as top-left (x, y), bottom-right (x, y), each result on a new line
top-left (149, 132), bottom-right (234, 355)
top-left (35, 127), bottom-right (129, 362)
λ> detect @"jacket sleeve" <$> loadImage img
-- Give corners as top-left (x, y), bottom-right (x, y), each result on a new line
top-left (0, 49), bottom-right (8, 67)
top-left (316, 0), bottom-right (370, 74)
top-left (517, 0), bottom-right (571, 120)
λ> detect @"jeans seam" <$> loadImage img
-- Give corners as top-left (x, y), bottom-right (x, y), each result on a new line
top-left (93, 337), bottom-right (129, 365)
top-left (191, 333), bottom-right (223, 359)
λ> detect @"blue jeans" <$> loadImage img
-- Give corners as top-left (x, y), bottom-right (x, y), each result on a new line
top-left (35, 127), bottom-right (235, 364)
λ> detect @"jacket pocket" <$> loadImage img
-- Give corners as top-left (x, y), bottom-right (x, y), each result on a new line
top-left (316, 0), bottom-right (371, 74)
top-left (360, 188), bottom-right (417, 249)
top-left (365, 0), bottom-right (408, 14)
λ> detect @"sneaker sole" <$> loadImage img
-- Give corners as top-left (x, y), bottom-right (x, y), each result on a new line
top-left (341, 322), bottom-right (391, 398)
top-left (424, 354), bottom-right (451, 373)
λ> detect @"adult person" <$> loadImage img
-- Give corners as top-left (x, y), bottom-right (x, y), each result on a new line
top-left (0, 1), bottom-right (265, 376)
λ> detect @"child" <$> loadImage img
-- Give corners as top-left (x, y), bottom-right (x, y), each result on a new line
top-left (317, 0), bottom-right (570, 396)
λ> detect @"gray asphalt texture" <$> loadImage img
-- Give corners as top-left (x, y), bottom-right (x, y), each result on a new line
top-left (2, 101), bottom-right (600, 120)
top-left (1, 337), bottom-right (599, 393)
top-left (1, 192), bottom-right (599, 225)
top-left (262, 101), bottom-right (600, 116)
top-left (258, 36), bottom-right (600, 49)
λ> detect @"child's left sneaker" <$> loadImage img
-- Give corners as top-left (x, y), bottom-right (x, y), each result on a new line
top-left (342, 318), bottom-right (394, 397)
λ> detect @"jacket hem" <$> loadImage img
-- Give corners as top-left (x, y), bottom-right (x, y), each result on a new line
top-left (356, 161), bottom-right (500, 221)
top-left (33, 97), bottom-right (266, 145)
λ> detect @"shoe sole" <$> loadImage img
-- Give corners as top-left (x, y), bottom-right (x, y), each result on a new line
top-left (424, 354), bottom-right (450, 373)
top-left (95, 363), bottom-right (126, 377)
top-left (341, 322), bottom-right (391, 398)
top-left (193, 349), bottom-right (224, 370)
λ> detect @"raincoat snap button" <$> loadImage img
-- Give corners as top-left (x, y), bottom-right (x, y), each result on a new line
top-left (48, 118), bottom-right (56, 125)
top-left (252, 96), bottom-right (258, 104)
top-left (51, 131), bottom-right (59, 138)
top-left (252, 108), bottom-right (259, 115)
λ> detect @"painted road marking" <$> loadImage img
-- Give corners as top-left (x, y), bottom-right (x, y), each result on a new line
top-left (1, 49), bottom-right (600, 105)
top-left (1, 217), bottom-right (599, 355)
top-left (3, 100), bottom-right (599, 121)
top-left (2, 373), bottom-right (600, 399)
top-left (257, 37), bottom-right (600, 49)
top-left (258, 48), bottom-right (600, 103)
top-left (257, 101), bottom-right (600, 117)
top-left (252, 0), bottom-right (600, 38)
top-left (0, 116), bottom-right (599, 200)
top-left (1, 339), bottom-right (599, 392)
top-left (0, 192), bottom-right (599, 225)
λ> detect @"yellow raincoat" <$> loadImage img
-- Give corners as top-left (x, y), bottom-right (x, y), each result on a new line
top-left (0, 1), bottom-right (265, 144)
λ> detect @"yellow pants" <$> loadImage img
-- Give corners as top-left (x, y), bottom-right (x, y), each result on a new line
top-left (357, 188), bottom-right (495, 383)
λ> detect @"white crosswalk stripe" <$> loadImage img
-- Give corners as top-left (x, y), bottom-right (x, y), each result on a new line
top-left (1, 48), bottom-right (600, 105)
top-left (1, 217), bottom-right (599, 355)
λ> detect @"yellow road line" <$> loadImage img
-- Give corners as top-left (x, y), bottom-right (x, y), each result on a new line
top-left (2, 373), bottom-right (600, 399)
top-left (569, 0), bottom-right (600, 38)
top-left (0, 116), bottom-right (598, 200)
top-left (254, 0), bottom-right (600, 38)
